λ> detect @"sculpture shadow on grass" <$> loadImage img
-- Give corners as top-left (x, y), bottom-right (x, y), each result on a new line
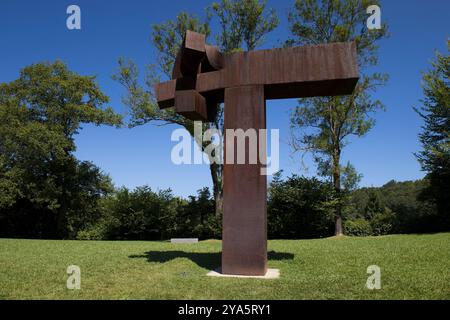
top-left (129, 250), bottom-right (294, 270)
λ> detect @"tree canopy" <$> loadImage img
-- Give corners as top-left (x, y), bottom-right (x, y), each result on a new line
top-left (287, 0), bottom-right (388, 235)
top-left (0, 61), bottom-right (122, 238)
top-left (113, 0), bottom-right (279, 217)
top-left (415, 41), bottom-right (450, 228)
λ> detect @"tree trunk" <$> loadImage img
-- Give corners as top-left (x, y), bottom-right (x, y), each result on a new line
top-left (56, 209), bottom-right (67, 239)
top-left (210, 162), bottom-right (223, 217)
top-left (332, 150), bottom-right (343, 236)
top-left (334, 214), bottom-right (343, 236)
top-left (215, 191), bottom-right (223, 217)
top-left (55, 158), bottom-right (68, 239)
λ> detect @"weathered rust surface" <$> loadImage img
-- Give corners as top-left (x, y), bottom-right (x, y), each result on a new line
top-left (203, 44), bottom-right (224, 71)
top-left (222, 85), bottom-right (267, 276)
top-left (162, 32), bottom-right (225, 121)
top-left (175, 90), bottom-right (207, 121)
top-left (156, 41), bottom-right (359, 112)
top-left (155, 31), bottom-right (359, 276)
top-left (155, 79), bottom-right (176, 109)
top-left (178, 30), bottom-right (206, 77)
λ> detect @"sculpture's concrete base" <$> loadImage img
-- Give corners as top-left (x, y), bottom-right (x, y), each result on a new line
top-left (206, 268), bottom-right (279, 279)
top-left (170, 238), bottom-right (198, 244)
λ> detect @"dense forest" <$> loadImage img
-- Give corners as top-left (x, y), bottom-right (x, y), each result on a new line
top-left (0, 44), bottom-right (450, 240)
top-left (0, 55), bottom-right (448, 240)
top-left (0, 1), bottom-right (448, 241)
top-left (0, 173), bottom-right (446, 240)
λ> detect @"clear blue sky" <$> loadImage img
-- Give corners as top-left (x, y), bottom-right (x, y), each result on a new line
top-left (1, 1), bottom-right (449, 197)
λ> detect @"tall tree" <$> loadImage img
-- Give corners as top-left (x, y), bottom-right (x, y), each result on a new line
top-left (114, 1), bottom-right (278, 217)
top-left (209, 0), bottom-right (279, 52)
top-left (415, 42), bottom-right (450, 229)
top-left (287, 0), bottom-right (388, 235)
top-left (0, 61), bottom-right (122, 238)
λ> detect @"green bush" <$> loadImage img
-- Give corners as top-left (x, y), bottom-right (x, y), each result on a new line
top-left (268, 173), bottom-right (335, 239)
top-left (76, 186), bottom-right (220, 240)
top-left (347, 180), bottom-right (442, 234)
top-left (344, 219), bottom-right (372, 236)
top-left (370, 210), bottom-right (394, 236)
top-left (76, 225), bottom-right (107, 240)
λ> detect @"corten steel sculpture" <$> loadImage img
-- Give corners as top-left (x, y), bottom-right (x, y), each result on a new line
top-left (156, 31), bottom-right (359, 276)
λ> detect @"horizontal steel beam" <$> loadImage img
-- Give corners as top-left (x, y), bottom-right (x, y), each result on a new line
top-left (156, 41), bottom-right (359, 110)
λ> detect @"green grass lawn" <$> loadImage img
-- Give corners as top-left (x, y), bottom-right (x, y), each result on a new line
top-left (0, 233), bottom-right (449, 299)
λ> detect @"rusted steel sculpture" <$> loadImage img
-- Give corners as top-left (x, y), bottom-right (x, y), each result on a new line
top-left (156, 31), bottom-right (359, 276)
